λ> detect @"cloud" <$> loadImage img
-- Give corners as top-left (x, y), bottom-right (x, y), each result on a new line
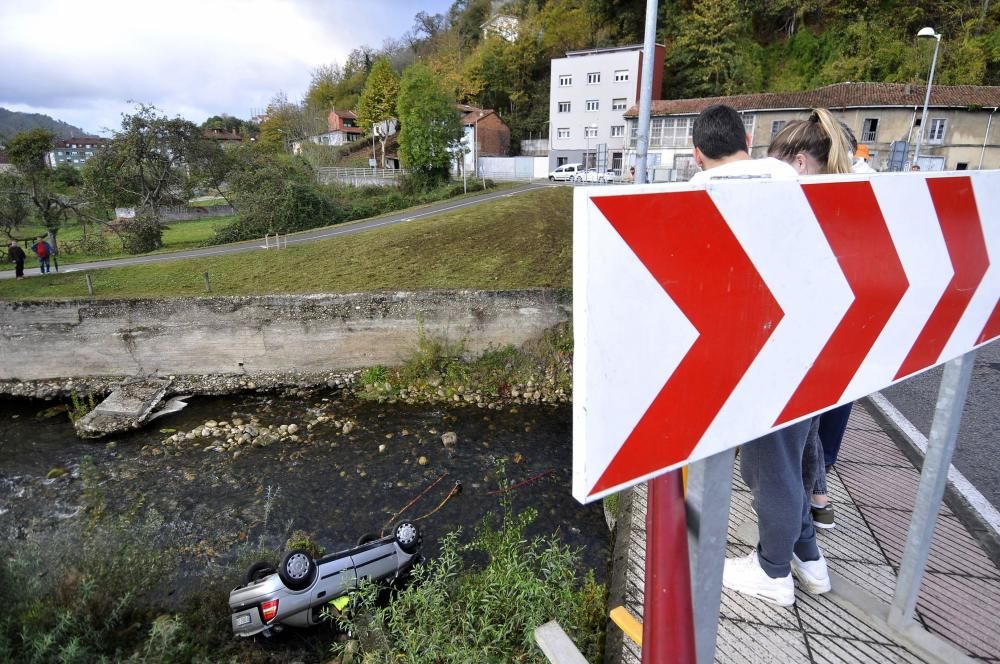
top-left (0, 0), bottom-right (453, 134)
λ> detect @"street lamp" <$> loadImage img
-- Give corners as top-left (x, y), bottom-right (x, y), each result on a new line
top-left (913, 26), bottom-right (942, 166)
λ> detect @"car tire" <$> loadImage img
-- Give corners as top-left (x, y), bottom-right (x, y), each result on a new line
top-left (393, 521), bottom-right (421, 554)
top-left (548, 175), bottom-right (554, 181)
top-left (243, 561), bottom-right (276, 585)
top-left (278, 549), bottom-right (317, 591)
top-left (356, 532), bottom-right (379, 546)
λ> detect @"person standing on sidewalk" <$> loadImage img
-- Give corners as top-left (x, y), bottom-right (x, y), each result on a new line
top-left (31, 236), bottom-right (51, 274)
top-left (687, 105), bottom-right (826, 607)
top-left (7, 241), bottom-right (26, 280)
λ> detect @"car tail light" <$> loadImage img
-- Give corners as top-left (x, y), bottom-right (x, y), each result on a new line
top-left (260, 599), bottom-right (279, 623)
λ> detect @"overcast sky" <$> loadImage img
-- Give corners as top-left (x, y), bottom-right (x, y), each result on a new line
top-left (0, 0), bottom-right (454, 135)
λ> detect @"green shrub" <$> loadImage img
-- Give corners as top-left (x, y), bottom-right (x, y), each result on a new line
top-left (0, 510), bottom-right (178, 662)
top-left (332, 475), bottom-right (606, 663)
top-left (113, 211), bottom-right (164, 254)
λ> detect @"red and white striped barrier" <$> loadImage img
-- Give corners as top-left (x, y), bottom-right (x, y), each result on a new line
top-left (573, 172), bottom-right (1000, 502)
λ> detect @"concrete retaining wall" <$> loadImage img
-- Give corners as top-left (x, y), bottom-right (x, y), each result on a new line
top-left (0, 290), bottom-right (569, 381)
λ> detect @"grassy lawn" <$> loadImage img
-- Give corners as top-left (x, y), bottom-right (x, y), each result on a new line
top-left (3, 216), bottom-right (235, 269)
top-left (0, 187), bottom-right (572, 299)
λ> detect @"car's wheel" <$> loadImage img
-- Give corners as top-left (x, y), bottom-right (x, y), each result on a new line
top-left (356, 532), bottom-right (379, 546)
top-left (548, 175), bottom-right (554, 181)
top-left (394, 521), bottom-right (421, 554)
top-left (243, 561), bottom-right (276, 585)
top-left (278, 549), bottom-right (317, 591)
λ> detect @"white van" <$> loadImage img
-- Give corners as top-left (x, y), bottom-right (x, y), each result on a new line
top-left (548, 163), bottom-right (584, 181)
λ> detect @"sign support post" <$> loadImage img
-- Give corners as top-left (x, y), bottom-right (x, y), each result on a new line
top-left (888, 350), bottom-right (976, 627)
top-left (684, 450), bottom-right (735, 664)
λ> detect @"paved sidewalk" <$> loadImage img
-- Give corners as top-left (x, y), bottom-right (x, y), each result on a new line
top-left (614, 402), bottom-right (1000, 663)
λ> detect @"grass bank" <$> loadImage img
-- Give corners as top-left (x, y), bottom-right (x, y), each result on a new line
top-left (0, 187), bottom-right (572, 300)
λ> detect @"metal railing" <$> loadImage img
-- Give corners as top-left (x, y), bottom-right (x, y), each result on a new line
top-left (317, 167), bottom-right (408, 186)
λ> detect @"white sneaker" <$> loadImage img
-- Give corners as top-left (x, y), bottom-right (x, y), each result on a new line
top-left (723, 550), bottom-right (795, 606)
top-left (791, 552), bottom-right (831, 594)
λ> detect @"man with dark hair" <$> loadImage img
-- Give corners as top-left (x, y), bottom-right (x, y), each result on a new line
top-left (687, 103), bottom-right (830, 607)
top-left (689, 104), bottom-right (797, 182)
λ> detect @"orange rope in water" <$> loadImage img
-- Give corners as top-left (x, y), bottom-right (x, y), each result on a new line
top-left (381, 472), bottom-right (449, 535)
top-left (486, 469), bottom-right (555, 496)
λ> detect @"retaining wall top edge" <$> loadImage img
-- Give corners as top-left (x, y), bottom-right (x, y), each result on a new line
top-left (0, 288), bottom-right (571, 309)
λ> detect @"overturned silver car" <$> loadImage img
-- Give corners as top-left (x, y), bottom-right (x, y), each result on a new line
top-left (229, 522), bottom-right (422, 637)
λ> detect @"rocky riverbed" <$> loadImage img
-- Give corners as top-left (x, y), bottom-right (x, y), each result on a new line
top-left (0, 385), bottom-right (607, 591)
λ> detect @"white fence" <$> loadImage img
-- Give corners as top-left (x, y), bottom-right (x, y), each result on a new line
top-left (476, 156), bottom-right (549, 181)
top-left (317, 167), bottom-right (407, 187)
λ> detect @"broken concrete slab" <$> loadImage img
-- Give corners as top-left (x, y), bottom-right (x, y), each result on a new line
top-left (74, 377), bottom-right (172, 438)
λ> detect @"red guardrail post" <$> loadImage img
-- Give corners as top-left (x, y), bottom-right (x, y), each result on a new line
top-left (641, 470), bottom-right (696, 664)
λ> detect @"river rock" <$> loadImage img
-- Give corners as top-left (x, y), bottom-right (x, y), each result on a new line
top-left (441, 431), bottom-right (458, 448)
top-left (378, 444), bottom-right (387, 453)
top-left (232, 417), bottom-right (244, 426)
top-left (205, 420), bottom-right (218, 428)
top-left (287, 423), bottom-right (299, 434)
top-left (417, 456), bottom-right (428, 466)
top-left (342, 421), bottom-right (355, 434)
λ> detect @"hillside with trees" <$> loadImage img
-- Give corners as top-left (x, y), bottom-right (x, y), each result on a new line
top-left (0, 108), bottom-right (88, 143)
top-left (269, 0), bottom-right (1000, 156)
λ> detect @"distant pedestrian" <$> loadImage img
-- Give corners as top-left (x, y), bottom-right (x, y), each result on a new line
top-left (910, 164), bottom-right (921, 171)
top-left (7, 241), bottom-right (26, 280)
top-left (31, 236), bottom-right (51, 274)
top-left (853, 144), bottom-right (877, 173)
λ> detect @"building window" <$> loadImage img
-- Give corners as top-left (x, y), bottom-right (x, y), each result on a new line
top-left (614, 69), bottom-right (629, 82)
top-left (612, 98), bottom-right (627, 111)
top-left (861, 118), bottom-right (879, 143)
top-left (770, 120), bottom-right (787, 140)
top-left (957, 162), bottom-right (968, 170)
top-left (557, 127), bottom-right (570, 139)
top-left (610, 125), bottom-right (624, 138)
top-left (558, 101), bottom-right (571, 113)
top-left (741, 114), bottom-right (755, 140)
top-left (928, 118), bottom-right (946, 143)
top-left (648, 116), bottom-right (694, 147)
top-left (557, 156), bottom-right (568, 166)
top-left (559, 74), bottom-right (572, 86)
top-left (585, 126), bottom-right (599, 138)
top-left (586, 99), bottom-right (599, 112)
top-left (587, 72), bottom-right (601, 84)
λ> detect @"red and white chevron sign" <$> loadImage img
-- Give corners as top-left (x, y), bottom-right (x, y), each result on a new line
top-left (573, 172), bottom-right (1000, 503)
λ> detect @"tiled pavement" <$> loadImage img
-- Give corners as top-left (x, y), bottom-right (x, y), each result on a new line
top-left (616, 402), bottom-right (1000, 664)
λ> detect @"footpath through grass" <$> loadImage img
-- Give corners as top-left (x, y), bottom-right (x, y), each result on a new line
top-left (0, 187), bottom-right (572, 299)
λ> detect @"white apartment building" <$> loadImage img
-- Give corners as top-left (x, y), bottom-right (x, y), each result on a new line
top-left (548, 44), bottom-right (664, 173)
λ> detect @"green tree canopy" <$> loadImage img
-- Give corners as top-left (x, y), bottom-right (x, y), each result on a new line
top-left (397, 63), bottom-right (463, 186)
top-left (6, 128), bottom-right (77, 249)
top-left (357, 57), bottom-right (401, 167)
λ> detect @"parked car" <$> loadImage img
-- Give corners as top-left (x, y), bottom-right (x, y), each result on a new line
top-left (229, 522), bottom-right (422, 638)
top-left (575, 169), bottom-right (623, 183)
top-left (548, 163), bottom-right (584, 181)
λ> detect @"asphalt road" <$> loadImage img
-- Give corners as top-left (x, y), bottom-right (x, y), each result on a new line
top-left (881, 341), bottom-right (1000, 509)
top-left (0, 183), bottom-right (549, 280)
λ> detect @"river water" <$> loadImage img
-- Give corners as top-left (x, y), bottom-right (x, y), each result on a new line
top-left (0, 389), bottom-right (609, 590)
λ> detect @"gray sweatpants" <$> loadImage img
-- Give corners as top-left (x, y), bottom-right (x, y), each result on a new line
top-left (741, 418), bottom-right (821, 578)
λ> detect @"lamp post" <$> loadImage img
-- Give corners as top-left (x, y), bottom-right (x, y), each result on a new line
top-left (913, 26), bottom-right (942, 166)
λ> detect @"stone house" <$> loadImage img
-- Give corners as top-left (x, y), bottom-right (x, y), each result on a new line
top-left (623, 82), bottom-right (1000, 178)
